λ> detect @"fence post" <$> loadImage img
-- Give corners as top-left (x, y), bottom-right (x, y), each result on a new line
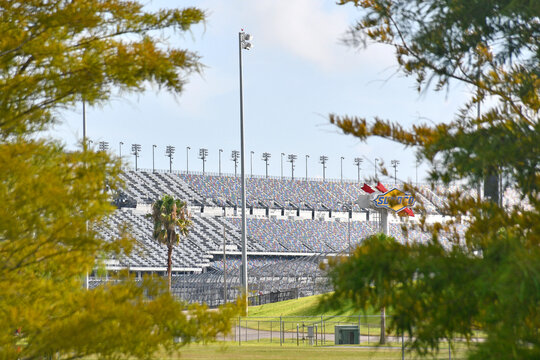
top-left (238, 317), bottom-right (241, 346)
top-left (449, 340), bottom-right (452, 360)
top-left (401, 331), bottom-right (405, 360)
top-left (358, 315), bottom-right (361, 344)
top-left (245, 319), bottom-right (248, 342)
top-left (270, 321), bottom-right (273, 343)
top-left (258, 321), bottom-right (260, 342)
top-left (280, 316), bottom-right (282, 346)
top-left (368, 324), bottom-right (370, 344)
top-left (297, 324), bottom-right (299, 346)
top-left (315, 324), bottom-right (318, 346)
top-left (321, 315), bottom-right (324, 345)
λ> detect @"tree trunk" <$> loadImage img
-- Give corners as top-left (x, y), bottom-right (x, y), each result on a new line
top-left (380, 307), bottom-right (386, 344)
top-left (167, 244), bottom-right (173, 292)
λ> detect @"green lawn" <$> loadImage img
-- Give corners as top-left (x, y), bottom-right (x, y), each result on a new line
top-left (245, 294), bottom-right (384, 335)
top-left (248, 294), bottom-right (370, 317)
top-left (163, 342), bottom-right (467, 360)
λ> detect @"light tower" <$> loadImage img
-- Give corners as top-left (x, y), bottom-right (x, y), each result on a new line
top-left (98, 141), bottom-right (109, 152)
top-left (152, 144), bottom-right (157, 172)
top-left (391, 159), bottom-right (400, 185)
top-left (262, 152), bottom-right (271, 178)
top-left (354, 157), bottom-right (363, 182)
top-left (340, 156), bottom-right (345, 182)
top-left (288, 154), bottom-right (297, 179)
top-left (238, 29), bottom-right (253, 308)
top-left (199, 148), bottom-right (208, 174)
top-left (231, 150), bottom-right (240, 177)
top-left (131, 144), bottom-right (141, 171)
top-left (219, 149), bottom-right (223, 176)
top-left (305, 155), bottom-right (310, 180)
top-left (165, 146), bottom-right (175, 173)
top-left (319, 155), bottom-right (328, 181)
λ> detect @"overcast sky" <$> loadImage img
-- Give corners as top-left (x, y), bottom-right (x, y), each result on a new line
top-left (52, 0), bottom-right (470, 183)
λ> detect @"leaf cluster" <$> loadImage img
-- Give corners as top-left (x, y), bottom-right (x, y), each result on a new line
top-left (325, 1), bottom-right (540, 359)
top-left (0, 0), bottom-right (205, 137)
top-left (148, 195), bottom-right (192, 248)
top-left (0, 1), bottom-right (240, 359)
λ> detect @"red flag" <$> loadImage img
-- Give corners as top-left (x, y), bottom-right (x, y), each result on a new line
top-left (361, 183), bottom-right (375, 194)
top-left (376, 182), bottom-right (388, 193)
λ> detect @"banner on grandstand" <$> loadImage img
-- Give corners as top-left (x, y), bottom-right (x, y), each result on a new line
top-left (372, 188), bottom-right (415, 213)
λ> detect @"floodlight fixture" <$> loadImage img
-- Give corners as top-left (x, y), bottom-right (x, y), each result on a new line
top-left (131, 143), bottom-right (141, 171)
top-left (319, 155), bottom-right (328, 181)
top-left (166, 145), bottom-right (175, 173)
top-left (288, 154), bottom-right (297, 179)
top-left (391, 159), bottom-right (400, 185)
top-left (231, 150), bottom-right (240, 177)
top-left (354, 157), bottom-right (363, 182)
top-left (199, 148), bottom-right (209, 174)
top-left (262, 152), bottom-right (271, 178)
top-left (98, 141), bottom-right (109, 152)
top-left (119, 141), bottom-right (124, 157)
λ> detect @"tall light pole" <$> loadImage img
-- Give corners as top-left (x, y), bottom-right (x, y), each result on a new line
top-left (250, 151), bottom-right (254, 178)
top-left (340, 156), bottom-right (345, 182)
top-left (239, 30), bottom-right (253, 306)
top-left (231, 150), bottom-right (240, 177)
top-left (391, 159), bottom-right (400, 185)
top-left (152, 144), bottom-right (157, 172)
top-left (305, 154), bottom-right (309, 181)
top-left (219, 149), bottom-right (223, 176)
top-left (131, 143), bottom-right (141, 171)
top-left (354, 157), bottom-right (363, 183)
top-left (199, 148), bottom-right (208, 174)
top-left (186, 146), bottom-right (190, 174)
top-left (280, 152), bottom-right (285, 179)
top-left (166, 146), bottom-right (175, 173)
top-left (119, 141), bottom-right (123, 157)
top-left (375, 158), bottom-right (379, 180)
top-left (262, 152), bottom-right (271, 178)
top-left (320, 155), bottom-right (328, 181)
top-left (288, 154), bottom-right (297, 179)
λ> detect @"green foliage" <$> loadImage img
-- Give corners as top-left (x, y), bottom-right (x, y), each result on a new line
top-left (324, 1), bottom-right (540, 359)
top-left (0, 0), bottom-right (205, 137)
top-left (0, 1), bottom-right (240, 359)
top-left (148, 195), bottom-right (192, 291)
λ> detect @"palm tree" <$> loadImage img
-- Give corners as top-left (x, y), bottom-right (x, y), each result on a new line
top-left (148, 195), bottom-right (191, 291)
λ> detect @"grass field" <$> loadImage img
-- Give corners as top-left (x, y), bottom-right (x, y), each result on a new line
top-left (248, 293), bottom-right (372, 317)
top-left (244, 294), bottom-right (385, 336)
top-left (162, 342), bottom-right (467, 360)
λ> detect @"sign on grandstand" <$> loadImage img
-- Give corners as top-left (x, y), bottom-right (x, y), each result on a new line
top-left (373, 188), bottom-right (415, 213)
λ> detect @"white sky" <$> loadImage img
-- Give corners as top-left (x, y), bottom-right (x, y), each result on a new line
top-left (52, 0), bottom-right (470, 183)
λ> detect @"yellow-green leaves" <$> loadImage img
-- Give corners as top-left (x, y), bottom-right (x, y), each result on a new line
top-left (0, 1), bottom-right (204, 137)
top-left (327, 1), bottom-right (540, 358)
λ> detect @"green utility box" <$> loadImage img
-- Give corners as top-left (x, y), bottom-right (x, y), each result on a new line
top-left (334, 325), bottom-right (360, 345)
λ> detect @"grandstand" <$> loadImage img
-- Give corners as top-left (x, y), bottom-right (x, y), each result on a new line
top-left (94, 168), bottom-right (483, 304)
